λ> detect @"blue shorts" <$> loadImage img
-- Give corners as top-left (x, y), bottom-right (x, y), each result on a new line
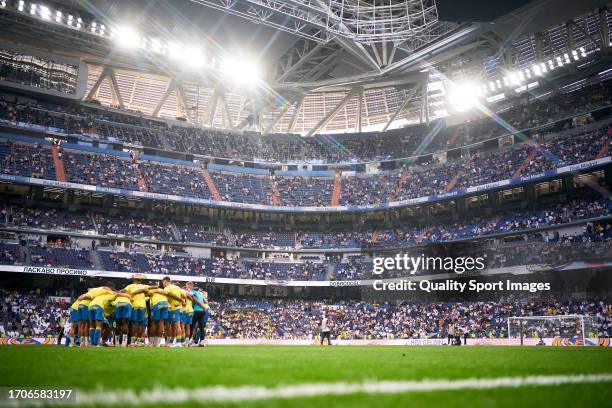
top-left (168, 308), bottom-right (181, 323)
top-left (183, 312), bottom-right (193, 324)
top-left (89, 306), bottom-right (105, 322)
top-left (203, 310), bottom-right (209, 324)
top-left (78, 304), bottom-right (89, 321)
top-left (150, 302), bottom-right (168, 321)
top-left (131, 307), bottom-right (146, 323)
top-left (70, 309), bottom-right (80, 323)
top-left (114, 303), bottom-right (132, 319)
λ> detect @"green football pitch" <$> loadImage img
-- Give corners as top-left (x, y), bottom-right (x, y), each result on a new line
top-left (0, 346), bottom-right (610, 407)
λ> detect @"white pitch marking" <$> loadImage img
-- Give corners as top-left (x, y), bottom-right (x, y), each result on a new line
top-left (14, 374), bottom-right (612, 406)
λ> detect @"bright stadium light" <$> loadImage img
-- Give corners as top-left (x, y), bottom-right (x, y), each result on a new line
top-left (55, 10), bottom-right (62, 23)
top-left (39, 5), bottom-right (50, 20)
top-left (18, 0), bottom-right (24, 11)
top-left (167, 42), bottom-right (184, 60)
top-left (532, 64), bottom-right (542, 76)
top-left (447, 82), bottom-right (482, 112)
top-left (185, 46), bottom-right (205, 69)
top-left (221, 57), bottom-right (260, 86)
top-left (115, 26), bottom-right (141, 48)
top-left (29, 3), bottom-right (36, 15)
top-left (149, 38), bottom-right (161, 53)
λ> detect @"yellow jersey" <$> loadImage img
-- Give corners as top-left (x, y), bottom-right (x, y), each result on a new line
top-left (90, 294), bottom-right (116, 317)
top-left (184, 289), bottom-right (193, 314)
top-left (70, 299), bottom-right (80, 311)
top-left (81, 287), bottom-right (113, 306)
top-left (150, 289), bottom-right (168, 306)
top-left (112, 293), bottom-right (131, 306)
top-left (124, 283), bottom-right (149, 309)
top-left (166, 284), bottom-right (184, 310)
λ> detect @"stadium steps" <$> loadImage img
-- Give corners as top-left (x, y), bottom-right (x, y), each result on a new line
top-left (200, 168), bottom-right (221, 200)
top-left (169, 222), bottom-right (182, 241)
top-left (51, 145), bottom-right (66, 182)
top-left (331, 174), bottom-right (341, 206)
top-left (445, 171), bottom-right (464, 192)
top-left (20, 245), bottom-right (30, 266)
top-left (596, 137), bottom-right (609, 159)
top-left (134, 165), bottom-right (148, 192)
top-left (90, 214), bottom-right (100, 235)
top-left (90, 249), bottom-right (104, 271)
top-left (271, 180), bottom-right (281, 206)
top-left (223, 228), bottom-right (237, 246)
top-left (159, 131), bottom-right (172, 150)
top-left (513, 147), bottom-right (539, 179)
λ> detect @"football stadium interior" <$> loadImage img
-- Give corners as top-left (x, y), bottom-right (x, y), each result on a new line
top-left (0, 0), bottom-right (611, 406)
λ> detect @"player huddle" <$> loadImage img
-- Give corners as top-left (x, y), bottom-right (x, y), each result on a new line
top-left (67, 276), bottom-right (210, 347)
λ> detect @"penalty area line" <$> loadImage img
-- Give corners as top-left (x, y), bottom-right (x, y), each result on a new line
top-left (13, 373), bottom-right (612, 406)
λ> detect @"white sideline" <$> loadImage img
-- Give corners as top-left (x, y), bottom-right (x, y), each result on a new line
top-left (18, 373), bottom-right (612, 406)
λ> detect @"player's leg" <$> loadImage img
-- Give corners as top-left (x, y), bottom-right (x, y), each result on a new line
top-left (119, 304), bottom-right (131, 346)
top-left (199, 310), bottom-right (209, 346)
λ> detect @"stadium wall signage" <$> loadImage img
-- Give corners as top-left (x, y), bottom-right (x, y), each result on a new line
top-left (0, 337), bottom-right (609, 346)
top-left (0, 157), bottom-right (608, 213)
top-left (1, 262), bottom-right (609, 286)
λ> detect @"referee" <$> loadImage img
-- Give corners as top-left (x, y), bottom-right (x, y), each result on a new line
top-left (320, 314), bottom-right (331, 345)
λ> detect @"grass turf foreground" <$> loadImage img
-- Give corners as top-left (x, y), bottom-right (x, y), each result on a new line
top-left (0, 345), bottom-right (610, 407)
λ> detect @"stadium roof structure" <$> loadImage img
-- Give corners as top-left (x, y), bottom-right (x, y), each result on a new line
top-left (0, 0), bottom-right (611, 134)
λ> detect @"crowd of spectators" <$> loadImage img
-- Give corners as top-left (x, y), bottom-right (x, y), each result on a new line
top-left (1, 197), bottom-right (610, 251)
top-left (1, 207), bottom-right (95, 232)
top-left (0, 120), bottom-right (607, 208)
top-left (341, 126), bottom-right (610, 205)
top-left (206, 298), bottom-right (610, 340)
top-left (3, 288), bottom-right (608, 340)
top-left (0, 79), bottom-right (609, 163)
top-left (0, 289), bottom-right (68, 337)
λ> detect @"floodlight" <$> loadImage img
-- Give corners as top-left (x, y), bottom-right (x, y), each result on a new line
top-left (221, 57), bottom-right (260, 86)
top-left (563, 53), bottom-right (570, 64)
top-left (115, 26), bottom-right (141, 48)
top-left (76, 17), bottom-right (82, 29)
top-left (91, 22), bottom-right (97, 33)
top-left (18, 0), bottom-right (24, 11)
top-left (447, 82), bottom-right (481, 112)
top-left (30, 3), bottom-right (36, 15)
top-left (67, 14), bottom-right (73, 26)
top-left (580, 47), bottom-right (587, 57)
top-left (532, 64), bottom-right (541, 76)
top-left (556, 56), bottom-right (563, 67)
top-left (508, 72), bottom-right (519, 85)
top-left (167, 42), bottom-right (183, 60)
top-left (540, 63), bottom-right (547, 73)
top-left (150, 38), bottom-right (163, 54)
top-left (39, 5), bottom-right (50, 20)
top-left (55, 10), bottom-right (62, 23)
top-left (572, 50), bottom-right (579, 60)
